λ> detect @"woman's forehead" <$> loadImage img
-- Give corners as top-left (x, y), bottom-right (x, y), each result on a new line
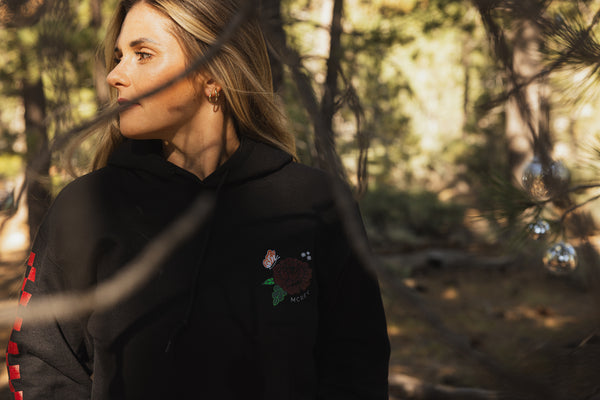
top-left (116, 2), bottom-right (174, 48)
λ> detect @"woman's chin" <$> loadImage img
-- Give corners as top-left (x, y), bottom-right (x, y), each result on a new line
top-left (119, 125), bottom-right (159, 141)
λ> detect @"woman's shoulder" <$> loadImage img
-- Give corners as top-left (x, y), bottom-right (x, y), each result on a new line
top-left (263, 161), bottom-right (355, 220)
top-left (277, 161), bottom-right (336, 190)
top-left (30, 167), bottom-right (129, 279)
top-left (52, 167), bottom-right (121, 209)
top-left (42, 166), bottom-right (128, 234)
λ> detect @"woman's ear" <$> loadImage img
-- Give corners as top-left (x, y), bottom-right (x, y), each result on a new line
top-left (202, 77), bottom-right (222, 99)
top-left (201, 76), bottom-right (223, 111)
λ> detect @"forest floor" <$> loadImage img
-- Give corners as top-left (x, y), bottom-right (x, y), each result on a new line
top-left (0, 245), bottom-right (598, 399)
top-left (381, 245), bottom-right (600, 399)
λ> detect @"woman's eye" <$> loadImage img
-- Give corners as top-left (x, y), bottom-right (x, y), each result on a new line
top-left (136, 52), bottom-right (152, 61)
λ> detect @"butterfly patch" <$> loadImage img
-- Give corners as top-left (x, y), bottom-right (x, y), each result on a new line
top-left (262, 249), bottom-right (279, 269)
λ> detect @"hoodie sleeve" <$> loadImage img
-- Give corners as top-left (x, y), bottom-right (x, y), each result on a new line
top-left (6, 227), bottom-right (93, 400)
top-left (315, 194), bottom-right (390, 400)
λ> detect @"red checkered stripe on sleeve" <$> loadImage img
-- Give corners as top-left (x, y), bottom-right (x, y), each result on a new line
top-left (6, 251), bottom-right (37, 400)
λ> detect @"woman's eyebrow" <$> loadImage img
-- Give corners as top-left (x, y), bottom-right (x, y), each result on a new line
top-left (114, 37), bottom-right (158, 52)
top-left (129, 37), bottom-right (158, 47)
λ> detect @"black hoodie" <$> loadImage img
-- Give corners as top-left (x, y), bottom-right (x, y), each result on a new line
top-left (7, 136), bottom-right (390, 399)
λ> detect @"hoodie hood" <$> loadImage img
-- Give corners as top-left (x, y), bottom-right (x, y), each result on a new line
top-left (107, 134), bottom-right (293, 187)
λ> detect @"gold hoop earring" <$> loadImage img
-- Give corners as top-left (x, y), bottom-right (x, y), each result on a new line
top-left (208, 88), bottom-right (220, 104)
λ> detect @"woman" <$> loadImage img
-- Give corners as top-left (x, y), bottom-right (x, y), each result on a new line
top-left (6, 1), bottom-right (390, 399)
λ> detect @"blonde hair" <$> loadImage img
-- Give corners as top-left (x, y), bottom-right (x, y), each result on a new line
top-left (92, 0), bottom-right (296, 169)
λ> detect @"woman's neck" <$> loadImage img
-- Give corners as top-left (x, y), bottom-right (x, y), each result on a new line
top-left (163, 116), bottom-right (240, 180)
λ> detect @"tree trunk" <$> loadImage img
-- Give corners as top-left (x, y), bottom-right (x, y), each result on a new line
top-left (319, 0), bottom-right (343, 138)
top-left (24, 77), bottom-right (51, 241)
top-left (313, 0), bottom-right (345, 175)
top-left (260, 0), bottom-right (347, 181)
top-left (0, 0), bottom-right (47, 27)
top-left (91, 0), bottom-right (109, 106)
top-left (505, 18), bottom-right (541, 181)
top-left (259, 0), bottom-right (285, 93)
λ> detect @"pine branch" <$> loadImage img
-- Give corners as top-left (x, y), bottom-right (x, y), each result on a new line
top-left (479, 4), bottom-right (600, 112)
top-left (560, 192), bottom-right (600, 223)
top-left (542, 8), bottom-right (600, 72)
top-left (479, 173), bottom-right (537, 222)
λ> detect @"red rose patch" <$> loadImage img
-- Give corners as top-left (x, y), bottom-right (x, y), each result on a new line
top-left (273, 258), bottom-right (311, 295)
top-left (262, 250), bottom-right (313, 306)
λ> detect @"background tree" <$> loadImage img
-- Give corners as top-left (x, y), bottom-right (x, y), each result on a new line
top-left (1, 1), bottom-right (51, 241)
top-left (0, 0), bottom-right (46, 27)
top-left (0, 0), bottom-right (111, 241)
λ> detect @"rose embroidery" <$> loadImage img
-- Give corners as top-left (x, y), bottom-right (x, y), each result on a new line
top-left (273, 258), bottom-right (311, 295)
top-left (262, 250), bottom-right (312, 306)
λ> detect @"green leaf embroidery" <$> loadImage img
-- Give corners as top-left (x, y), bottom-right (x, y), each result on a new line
top-left (262, 278), bottom-right (275, 285)
top-left (272, 285), bottom-right (287, 306)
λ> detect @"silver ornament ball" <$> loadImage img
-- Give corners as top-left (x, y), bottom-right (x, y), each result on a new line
top-left (522, 157), bottom-right (548, 201)
top-left (521, 157), bottom-right (570, 201)
top-left (528, 220), bottom-right (550, 240)
top-left (543, 242), bottom-right (577, 275)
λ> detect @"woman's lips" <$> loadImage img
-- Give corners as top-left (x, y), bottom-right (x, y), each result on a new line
top-left (117, 98), bottom-right (140, 108)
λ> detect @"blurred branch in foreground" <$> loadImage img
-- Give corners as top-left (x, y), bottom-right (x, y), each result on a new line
top-left (389, 373), bottom-right (498, 400)
top-left (0, 194), bottom-right (214, 326)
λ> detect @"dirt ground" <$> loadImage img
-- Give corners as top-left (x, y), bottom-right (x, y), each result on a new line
top-left (381, 248), bottom-right (600, 399)
top-left (0, 245), bottom-right (598, 399)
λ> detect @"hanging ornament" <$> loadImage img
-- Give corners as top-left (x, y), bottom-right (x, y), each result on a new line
top-left (528, 220), bottom-right (550, 240)
top-left (543, 242), bottom-right (577, 275)
top-left (522, 157), bottom-right (547, 200)
top-left (521, 157), bottom-right (570, 201)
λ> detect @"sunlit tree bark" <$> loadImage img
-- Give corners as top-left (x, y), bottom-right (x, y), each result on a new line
top-left (259, 0), bottom-right (285, 93)
top-left (91, 0), bottom-right (109, 106)
top-left (318, 0), bottom-right (344, 167)
top-left (0, 0), bottom-right (47, 27)
top-left (23, 77), bottom-right (51, 241)
top-left (1, 0), bottom-right (52, 240)
top-left (505, 18), bottom-right (541, 180)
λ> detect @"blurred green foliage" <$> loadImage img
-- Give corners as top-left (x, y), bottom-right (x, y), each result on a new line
top-left (359, 186), bottom-right (466, 243)
top-left (3, 0), bottom-right (600, 246)
top-left (0, 154), bottom-right (22, 178)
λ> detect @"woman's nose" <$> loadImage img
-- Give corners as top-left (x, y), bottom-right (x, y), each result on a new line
top-left (106, 62), bottom-right (129, 88)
